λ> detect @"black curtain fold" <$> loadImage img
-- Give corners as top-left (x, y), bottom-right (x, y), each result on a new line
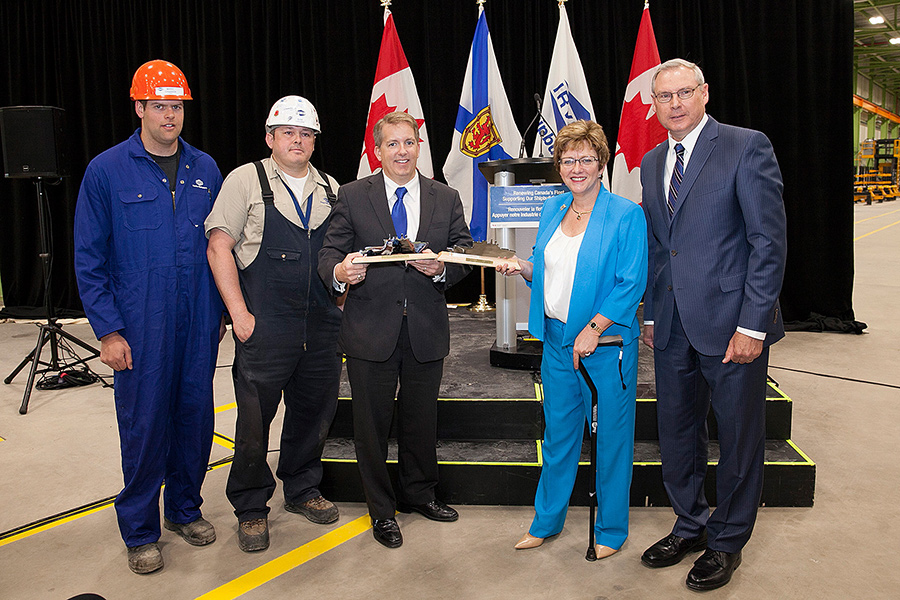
top-left (0, 0), bottom-right (853, 322)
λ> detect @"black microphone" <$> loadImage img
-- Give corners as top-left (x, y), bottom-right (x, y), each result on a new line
top-left (519, 93), bottom-right (545, 159)
top-left (534, 93), bottom-right (557, 158)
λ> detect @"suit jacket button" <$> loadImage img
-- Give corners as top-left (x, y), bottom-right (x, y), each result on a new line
top-left (667, 285), bottom-right (673, 291)
top-left (670, 250), bottom-right (677, 256)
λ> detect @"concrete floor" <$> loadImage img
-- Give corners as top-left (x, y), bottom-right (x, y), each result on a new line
top-left (1, 201), bottom-right (899, 600)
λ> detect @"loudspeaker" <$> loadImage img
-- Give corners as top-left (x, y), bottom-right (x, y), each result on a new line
top-left (0, 106), bottom-right (67, 178)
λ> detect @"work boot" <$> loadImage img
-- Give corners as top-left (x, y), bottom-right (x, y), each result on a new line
top-left (164, 516), bottom-right (216, 546)
top-left (285, 495), bottom-right (340, 524)
top-left (127, 542), bottom-right (163, 574)
top-left (237, 518), bottom-right (269, 552)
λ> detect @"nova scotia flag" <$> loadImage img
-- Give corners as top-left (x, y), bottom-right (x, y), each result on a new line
top-left (443, 6), bottom-right (521, 242)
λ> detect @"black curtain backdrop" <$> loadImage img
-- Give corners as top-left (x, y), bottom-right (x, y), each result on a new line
top-left (0, 0), bottom-right (853, 322)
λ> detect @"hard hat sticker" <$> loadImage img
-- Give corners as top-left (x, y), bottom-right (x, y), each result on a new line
top-left (155, 86), bottom-right (184, 96)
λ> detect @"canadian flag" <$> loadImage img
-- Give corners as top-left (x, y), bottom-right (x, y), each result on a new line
top-left (358, 7), bottom-right (433, 179)
top-left (610, 3), bottom-right (667, 204)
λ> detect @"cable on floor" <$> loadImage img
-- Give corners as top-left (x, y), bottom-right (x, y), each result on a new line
top-left (36, 368), bottom-right (100, 390)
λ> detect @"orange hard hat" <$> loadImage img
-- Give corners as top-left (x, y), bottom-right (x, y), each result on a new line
top-left (130, 60), bottom-right (193, 100)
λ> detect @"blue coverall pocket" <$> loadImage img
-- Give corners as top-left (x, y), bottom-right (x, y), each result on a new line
top-left (185, 186), bottom-right (213, 228)
top-left (118, 190), bottom-right (162, 231)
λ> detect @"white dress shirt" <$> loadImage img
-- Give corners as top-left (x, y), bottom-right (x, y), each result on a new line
top-left (332, 173), bottom-right (444, 292)
top-left (661, 113), bottom-right (708, 198)
top-left (383, 174), bottom-right (421, 242)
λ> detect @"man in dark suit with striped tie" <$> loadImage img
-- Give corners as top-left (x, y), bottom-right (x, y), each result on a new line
top-left (639, 59), bottom-right (787, 591)
top-left (318, 112), bottom-right (472, 549)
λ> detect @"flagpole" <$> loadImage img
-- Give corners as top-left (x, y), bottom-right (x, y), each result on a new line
top-left (469, 0), bottom-right (492, 313)
top-left (447, 0), bottom-right (520, 312)
top-left (468, 268), bottom-right (494, 312)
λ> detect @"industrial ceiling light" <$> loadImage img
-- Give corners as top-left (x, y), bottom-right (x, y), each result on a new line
top-left (870, 16), bottom-right (885, 25)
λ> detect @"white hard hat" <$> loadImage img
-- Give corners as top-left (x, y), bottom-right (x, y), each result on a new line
top-left (265, 95), bottom-right (320, 133)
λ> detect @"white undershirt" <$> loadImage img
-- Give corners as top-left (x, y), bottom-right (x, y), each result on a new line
top-left (543, 225), bottom-right (584, 322)
top-left (281, 171), bottom-right (309, 202)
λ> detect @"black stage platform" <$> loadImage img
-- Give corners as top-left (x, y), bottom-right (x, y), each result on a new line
top-left (320, 307), bottom-right (816, 508)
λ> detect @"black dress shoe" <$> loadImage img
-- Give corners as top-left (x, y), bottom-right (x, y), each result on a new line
top-left (641, 531), bottom-right (707, 568)
top-left (372, 518), bottom-right (403, 548)
top-left (686, 549), bottom-right (742, 591)
top-left (397, 499), bottom-right (459, 522)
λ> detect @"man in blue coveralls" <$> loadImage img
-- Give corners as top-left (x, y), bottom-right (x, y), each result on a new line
top-left (74, 60), bottom-right (224, 574)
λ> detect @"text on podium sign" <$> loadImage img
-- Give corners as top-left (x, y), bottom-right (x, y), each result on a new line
top-left (489, 184), bottom-right (567, 229)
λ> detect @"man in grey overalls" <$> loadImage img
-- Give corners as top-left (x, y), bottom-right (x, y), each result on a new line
top-left (206, 96), bottom-right (342, 552)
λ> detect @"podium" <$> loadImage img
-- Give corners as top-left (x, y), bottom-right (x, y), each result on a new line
top-left (477, 158), bottom-right (563, 370)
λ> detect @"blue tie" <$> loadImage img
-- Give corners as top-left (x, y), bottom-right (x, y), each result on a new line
top-left (667, 143), bottom-right (685, 217)
top-left (392, 186), bottom-right (408, 238)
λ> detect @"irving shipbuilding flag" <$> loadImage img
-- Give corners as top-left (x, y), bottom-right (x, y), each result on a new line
top-left (443, 6), bottom-right (521, 242)
top-left (534, 3), bottom-right (593, 156)
top-left (534, 1), bottom-right (608, 181)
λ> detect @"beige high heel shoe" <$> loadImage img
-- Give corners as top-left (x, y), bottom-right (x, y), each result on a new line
top-left (594, 544), bottom-right (618, 559)
top-left (514, 533), bottom-right (544, 549)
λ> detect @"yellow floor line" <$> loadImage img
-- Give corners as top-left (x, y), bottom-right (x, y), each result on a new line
top-left (195, 515), bottom-right (372, 600)
top-left (855, 207), bottom-right (900, 224)
top-left (1, 461), bottom-right (233, 547)
top-left (0, 501), bottom-right (113, 548)
top-left (855, 218), bottom-right (900, 241)
top-left (212, 433), bottom-right (235, 450)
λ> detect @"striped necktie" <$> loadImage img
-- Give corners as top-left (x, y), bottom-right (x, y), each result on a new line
top-left (667, 143), bottom-right (685, 217)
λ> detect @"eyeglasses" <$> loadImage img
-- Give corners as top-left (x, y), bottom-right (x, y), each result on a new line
top-left (652, 84), bottom-right (703, 103)
top-left (559, 156), bottom-right (600, 168)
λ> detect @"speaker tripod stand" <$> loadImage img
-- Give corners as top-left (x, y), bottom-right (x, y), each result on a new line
top-left (4, 177), bottom-right (103, 414)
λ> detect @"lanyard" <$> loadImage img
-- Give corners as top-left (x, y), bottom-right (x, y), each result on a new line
top-left (278, 176), bottom-right (313, 229)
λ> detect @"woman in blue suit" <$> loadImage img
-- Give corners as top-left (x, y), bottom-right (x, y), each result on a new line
top-left (497, 121), bottom-right (647, 559)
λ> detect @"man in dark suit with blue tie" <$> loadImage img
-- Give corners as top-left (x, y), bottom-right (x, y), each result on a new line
top-left (639, 59), bottom-right (786, 591)
top-left (318, 112), bottom-right (472, 549)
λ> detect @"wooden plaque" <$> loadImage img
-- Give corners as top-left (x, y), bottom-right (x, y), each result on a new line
top-left (352, 251), bottom-right (439, 264)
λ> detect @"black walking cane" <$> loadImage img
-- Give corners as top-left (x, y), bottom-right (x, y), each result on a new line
top-left (578, 334), bottom-right (624, 562)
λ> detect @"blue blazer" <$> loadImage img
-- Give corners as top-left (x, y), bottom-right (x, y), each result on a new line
top-left (640, 116), bottom-right (787, 355)
top-left (528, 184), bottom-right (647, 347)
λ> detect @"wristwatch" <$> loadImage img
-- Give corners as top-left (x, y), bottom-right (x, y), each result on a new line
top-left (588, 321), bottom-right (602, 334)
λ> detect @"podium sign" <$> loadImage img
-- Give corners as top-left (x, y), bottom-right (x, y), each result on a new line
top-left (477, 158), bottom-right (565, 368)
top-left (490, 184), bottom-right (566, 229)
